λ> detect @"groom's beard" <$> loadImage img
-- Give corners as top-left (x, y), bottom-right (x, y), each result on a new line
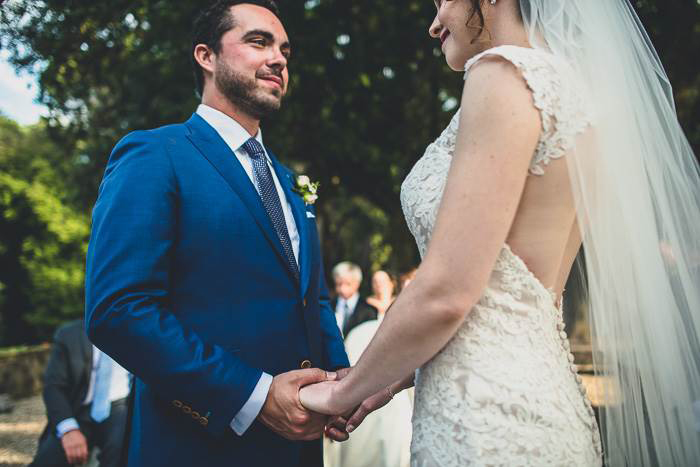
top-left (215, 59), bottom-right (283, 119)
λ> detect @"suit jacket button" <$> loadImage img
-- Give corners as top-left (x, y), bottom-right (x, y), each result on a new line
top-left (300, 359), bottom-right (312, 369)
top-left (173, 400), bottom-right (183, 408)
top-left (191, 411), bottom-right (200, 420)
top-left (200, 417), bottom-right (209, 427)
top-left (182, 405), bottom-right (192, 414)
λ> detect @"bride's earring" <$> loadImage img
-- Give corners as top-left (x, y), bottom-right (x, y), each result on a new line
top-left (490, 0), bottom-right (496, 4)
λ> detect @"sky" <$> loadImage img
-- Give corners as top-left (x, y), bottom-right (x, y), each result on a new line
top-left (0, 50), bottom-right (48, 125)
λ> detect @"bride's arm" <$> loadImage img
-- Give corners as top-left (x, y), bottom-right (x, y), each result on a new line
top-left (305, 58), bottom-right (542, 414)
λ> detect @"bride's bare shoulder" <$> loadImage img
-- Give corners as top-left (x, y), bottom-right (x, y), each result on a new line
top-left (459, 55), bottom-right (542, 155)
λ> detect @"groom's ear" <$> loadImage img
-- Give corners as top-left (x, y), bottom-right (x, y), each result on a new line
top-left (193, 44), bottom-right (216, 76)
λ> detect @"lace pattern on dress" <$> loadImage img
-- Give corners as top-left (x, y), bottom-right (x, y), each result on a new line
top-left (409, 246), bottom-right (602, 467)
top-left (399, 110), bottom-right (461, 258)
top-left (400, 45), bottom-right (602, 466)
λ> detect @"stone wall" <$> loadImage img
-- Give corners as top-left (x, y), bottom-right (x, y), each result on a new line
top-left (0, 345), bottom-right (50, 398)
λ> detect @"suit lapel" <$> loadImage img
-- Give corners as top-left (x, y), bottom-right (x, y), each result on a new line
top-left (269, 152), bottom-right (312, 297)
top-left (184, 114), bottom-right (298, 284)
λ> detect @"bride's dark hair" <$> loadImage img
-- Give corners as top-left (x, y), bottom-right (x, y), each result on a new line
top-left (467, 0), bottom-right (487, 41)
top-left (465, 0), bottom-right (522, 43)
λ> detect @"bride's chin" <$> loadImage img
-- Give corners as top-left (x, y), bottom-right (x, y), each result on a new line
top-left (445, 52), bottom-right (467, 72)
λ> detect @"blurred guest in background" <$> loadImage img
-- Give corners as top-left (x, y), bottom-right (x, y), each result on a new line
top-left (398, 268), bottom-right (418, 292)
top-left (330, 262), bottom-right (378, 337)
top-left (31, 320), bottom-right (130, 467)
top-left (325, 281), bottom-right (412, 467)
top-left (366, 270), bottom-right (396, 316)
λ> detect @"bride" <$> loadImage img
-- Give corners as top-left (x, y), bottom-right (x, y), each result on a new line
top-left (301, 1), bottom-right (700, 465)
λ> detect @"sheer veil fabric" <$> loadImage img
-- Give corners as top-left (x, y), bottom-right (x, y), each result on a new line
top-left (520, 1), bottom-right (700, 465)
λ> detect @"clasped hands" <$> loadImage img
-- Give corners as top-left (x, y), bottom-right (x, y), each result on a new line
top-left (257, 367), bottom-right (392, 442)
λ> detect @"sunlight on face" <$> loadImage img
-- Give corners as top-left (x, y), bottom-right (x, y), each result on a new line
top-left (429, 0), bottom-right (491, 71)
top-left (213, 4), bottom-right (291, 115)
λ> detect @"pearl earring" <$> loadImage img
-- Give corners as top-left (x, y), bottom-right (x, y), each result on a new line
top-left (490, 0), bottom-right (496, 4)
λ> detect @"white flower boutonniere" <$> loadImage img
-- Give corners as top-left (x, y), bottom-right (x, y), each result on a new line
top-left (293, 175), bottom-right (320, 205)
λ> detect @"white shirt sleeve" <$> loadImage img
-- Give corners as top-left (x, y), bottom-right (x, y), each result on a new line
top-left (230, 372), bottom-right (274, 435)
top-left (56, 417), bottom-right (80, 438)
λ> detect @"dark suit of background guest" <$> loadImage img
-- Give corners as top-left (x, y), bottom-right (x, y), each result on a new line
top-left (31, 320), bottom-right (130, 467)
top-left (331, 296), bottom-right (378, 338)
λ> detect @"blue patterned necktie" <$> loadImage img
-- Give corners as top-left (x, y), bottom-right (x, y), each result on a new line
top-left (91, 351), bottom-right (114, 423)
top-left (242, 138), bottom-right (299, 281)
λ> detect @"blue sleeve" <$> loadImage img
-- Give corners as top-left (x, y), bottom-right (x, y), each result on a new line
top-left (85, 130), bottom-right (261, 437)
top-left (56, 418), bottom-right (80, 438)
top-left (318, 262), bottom-right (349, 370)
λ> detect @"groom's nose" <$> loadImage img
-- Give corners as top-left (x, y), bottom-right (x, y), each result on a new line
top-left (267, 48), bottom-right (288, 70)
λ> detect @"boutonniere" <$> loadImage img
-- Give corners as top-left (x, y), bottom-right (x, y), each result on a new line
top-left (293, 175), bottom-right (320, 205)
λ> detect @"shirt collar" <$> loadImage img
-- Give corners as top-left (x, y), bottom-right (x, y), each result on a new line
top-left (339, 293), bottom-right (360, 312)
top-left (196, 104), bottom-right (264, 154)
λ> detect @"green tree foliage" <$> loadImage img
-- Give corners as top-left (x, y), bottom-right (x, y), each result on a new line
top-left (0, 117), bottom-right (89, 345)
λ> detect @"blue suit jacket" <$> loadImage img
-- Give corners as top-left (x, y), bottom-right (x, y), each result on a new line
top-left (84, 113), bottom-right (349, 466)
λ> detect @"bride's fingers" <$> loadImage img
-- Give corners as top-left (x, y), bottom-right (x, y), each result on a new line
top-left (325, 425), bottom-right (349, 442)
top-left (346, 399), bottom-right (380, 433)
top-left (328, 415), bottom-right (347, 429)
top-left (324, 415), bottom-right (349, 441)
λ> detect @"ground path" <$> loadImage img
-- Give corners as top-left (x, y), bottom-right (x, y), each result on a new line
top-left (0, 395), bottom-right (44, 467)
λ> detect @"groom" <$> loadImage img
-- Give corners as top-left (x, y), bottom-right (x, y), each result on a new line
top-left (84, 1), bottom-right (349, 465)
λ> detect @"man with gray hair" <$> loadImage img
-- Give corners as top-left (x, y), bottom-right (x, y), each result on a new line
top-left (330, 262), bottom-right (378, 337)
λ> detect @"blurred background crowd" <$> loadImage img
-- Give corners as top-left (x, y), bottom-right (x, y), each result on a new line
top-left (0, 0), bottom-right (698, 465)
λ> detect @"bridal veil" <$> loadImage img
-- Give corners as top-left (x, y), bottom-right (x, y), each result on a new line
top-left (519, 1), bottom-right (700, 465)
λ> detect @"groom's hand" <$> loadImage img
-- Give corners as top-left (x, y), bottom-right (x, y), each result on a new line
top-left (258, 368), bottom-right (335, 441)
top-left (344, 387), bottom-right (394, 433)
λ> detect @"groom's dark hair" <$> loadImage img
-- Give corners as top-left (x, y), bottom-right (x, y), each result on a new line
top-left (192, 0), bottom-right (281, 98)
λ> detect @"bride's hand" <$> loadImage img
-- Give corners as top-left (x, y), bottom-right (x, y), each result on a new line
top-left (343, 387), bottom-right (394, 433)
top-left (299, 380), bottom-right (342, 415)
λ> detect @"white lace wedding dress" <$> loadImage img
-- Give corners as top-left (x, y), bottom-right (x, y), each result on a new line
top-left (400, 46), bottom-right (603, 466)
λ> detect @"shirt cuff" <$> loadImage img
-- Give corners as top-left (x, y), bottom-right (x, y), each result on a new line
top-left (230, 372), bottom-right (273, 435)
top-left (56, 418), bottom-right (80, 438)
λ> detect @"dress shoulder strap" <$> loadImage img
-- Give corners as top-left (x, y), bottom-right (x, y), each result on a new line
top-left (464, 46), bottom-right (592, 175)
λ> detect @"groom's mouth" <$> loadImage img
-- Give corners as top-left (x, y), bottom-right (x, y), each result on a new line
top-left (258, 74), bottom-right (283, 89)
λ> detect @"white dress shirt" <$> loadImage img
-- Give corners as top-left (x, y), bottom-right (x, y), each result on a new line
top-left (335, 293), bottom-right (360, 333)
top-left (196, 104), bottom-right (300, 436)
top-left (56, 347), bottom-right (131, 437)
